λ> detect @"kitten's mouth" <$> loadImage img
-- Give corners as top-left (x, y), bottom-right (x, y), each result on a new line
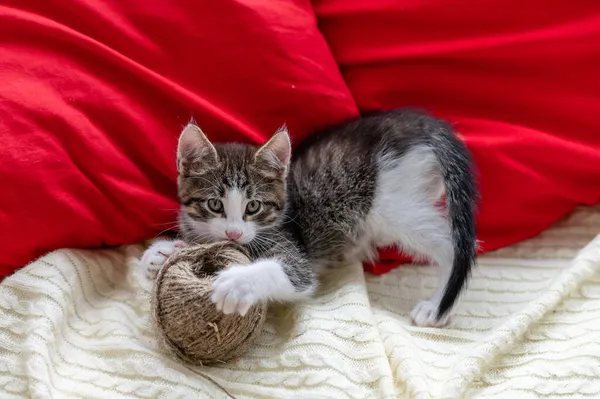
top-left (226, 236), bottom-right (252, 245)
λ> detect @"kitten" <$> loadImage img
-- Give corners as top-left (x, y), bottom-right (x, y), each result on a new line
top-left (141, 109), bottom-right (478, 327)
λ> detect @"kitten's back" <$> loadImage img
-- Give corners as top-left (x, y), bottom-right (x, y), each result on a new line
top-left (287, 109), bottom-right (438, 263)
top-left (286, 108), bottom-right (477, 324)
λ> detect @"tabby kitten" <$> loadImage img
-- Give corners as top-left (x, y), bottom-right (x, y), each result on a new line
top-left (141, 109), bottom-right (478, 327)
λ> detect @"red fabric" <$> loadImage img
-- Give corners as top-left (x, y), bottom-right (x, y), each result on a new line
top-left (314, 0), bottom-right (600, 273)
top-left (2, 1), bottom-right (600, 277)
top-left (0, 0), bottom-right (357, 275)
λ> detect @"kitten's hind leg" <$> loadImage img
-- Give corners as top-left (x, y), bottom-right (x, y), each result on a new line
top-left (371, 152), bottom-right (458, 327)
top-left (390, 210), bottom-right (455, 327)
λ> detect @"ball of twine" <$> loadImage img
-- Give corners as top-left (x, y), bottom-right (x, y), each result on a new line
top-left (153, 242), bottom-right (267, 366)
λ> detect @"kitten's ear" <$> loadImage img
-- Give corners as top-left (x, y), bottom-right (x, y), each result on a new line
top-left (254, 127), bottom-right (291, 173)
top-left (177, 122), bottom-right (219, 175)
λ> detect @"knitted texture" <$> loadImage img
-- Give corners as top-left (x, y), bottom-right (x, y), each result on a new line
top-left (1, 205), bottom-right (599, 398)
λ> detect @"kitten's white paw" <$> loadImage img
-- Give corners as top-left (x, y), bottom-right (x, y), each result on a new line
top-left (410, 300), bottom-right (450, 327)
top-left (211, 259), bottom-right (300, 316)
top-left (140, 240), bottom-right (186, 280)
top-left (211, 264), bottom-right (263, 316)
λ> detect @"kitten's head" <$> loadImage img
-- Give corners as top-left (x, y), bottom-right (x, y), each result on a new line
top-left (176, 122), bottom-right (291, 245)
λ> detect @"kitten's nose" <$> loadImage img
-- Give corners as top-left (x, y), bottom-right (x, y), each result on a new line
top-left (226, 229), bottom-right (242, 241)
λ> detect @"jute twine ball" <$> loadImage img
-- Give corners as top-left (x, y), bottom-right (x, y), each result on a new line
top-left (153, 242), bottom-right (267, 365)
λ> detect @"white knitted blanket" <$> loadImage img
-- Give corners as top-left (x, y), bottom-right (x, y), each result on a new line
top-left (1, 206), bottom-right (599, 399)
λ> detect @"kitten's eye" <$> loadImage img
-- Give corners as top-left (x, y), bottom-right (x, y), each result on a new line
top-left (207, 198), bottom-right (223, 213)
top-left (245, 200), bottom-right (261, 215)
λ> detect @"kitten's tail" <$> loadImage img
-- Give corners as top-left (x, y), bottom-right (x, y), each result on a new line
top-left (426, 115), bottom-right (479, 320)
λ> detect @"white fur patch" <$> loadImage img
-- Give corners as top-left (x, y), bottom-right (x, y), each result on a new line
top-left (140, 239), bottom-right (187, 280)
top-left (366, 146), bottom-right (456, 327)
top-left (225, 188), bottom-right (244, 222)
top-left (211, 259), bottom-right (302, 316)
top-left (410, 299), bottom-right (450, 327)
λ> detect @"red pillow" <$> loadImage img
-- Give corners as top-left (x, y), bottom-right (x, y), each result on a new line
top-left (314, 0), bottom-right (600, 273)
top-left (0, 1), bottom-right (358, 275)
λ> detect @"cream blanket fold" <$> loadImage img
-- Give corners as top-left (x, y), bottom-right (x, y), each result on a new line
top-left (1, 206), bottom-right (599, 399)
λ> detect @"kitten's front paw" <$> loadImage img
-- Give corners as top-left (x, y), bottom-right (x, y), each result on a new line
top-left (410, 300), bottom-right (450, 328)
top-left (140, 240), bottom-right (186, 280)
top-left (211, 264), bottom-right (263, 316)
